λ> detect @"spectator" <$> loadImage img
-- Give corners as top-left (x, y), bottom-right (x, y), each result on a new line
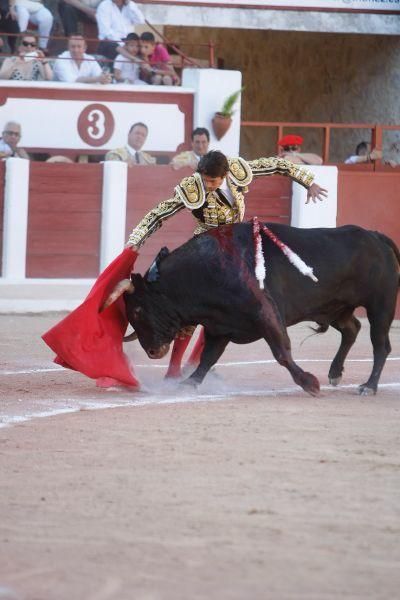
top-left (278, 134), bottom-right (323, 166)
top-left (0, 32), bottom-right (52, 80)
top-left (14, 0), bottom-right (53, 49)
top-left (0, 121), bottom-right (29, 159)
top-left (139, 31), bottom-right (179, 86)
top-left (0, 0), bottom-right (20, 54)
top-left (171, 127), bottom-right (210, 170)
top-left (345, 141), bottom-right (382, 164)
top-left (113, 32), bottom-right (147, 84)
top-left (96, 0), bottom-right (144, 62)
top-left (53, 34), bottom-right (112, 83)
top-left (46, 155), bottom-right (75, 162)
top-left (105, 121), bottom-right (155, 165)
top-left (58, 0), bottom-right (102, 37)
top-left (385, 141), bottom-right (400, 168)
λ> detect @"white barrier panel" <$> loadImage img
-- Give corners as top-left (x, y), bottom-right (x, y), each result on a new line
top-left (2, 158), bottom-right (30, 280)
top-left (290, 165), bottom-right (338, 228)
top-left (182, 68), bottom-right (242, 156)
top-left (100, 161), bottom-right (128, 270)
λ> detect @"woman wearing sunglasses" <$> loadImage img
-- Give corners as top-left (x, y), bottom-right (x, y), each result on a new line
top-left (0, 32), bottom-right (53, 80)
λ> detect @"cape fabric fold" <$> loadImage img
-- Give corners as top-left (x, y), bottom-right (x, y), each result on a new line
top-left (42, 248), bottom-right (140, 388)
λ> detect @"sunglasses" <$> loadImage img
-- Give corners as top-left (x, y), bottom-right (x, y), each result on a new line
top-left (3, 130), bottom-right (20, 136)
top-left (21, 41), bottom-right (37, 47)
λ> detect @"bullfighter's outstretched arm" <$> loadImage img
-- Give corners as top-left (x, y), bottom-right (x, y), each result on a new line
top-left (127, 196), bottom-right (185, 248)
top-left (247, 156), bottom-right (327, 203)
top-left (248, 156), bottom-right (315, 188)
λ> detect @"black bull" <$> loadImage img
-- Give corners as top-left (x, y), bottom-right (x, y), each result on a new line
top-left (114, 223), bottom-right (400, 396)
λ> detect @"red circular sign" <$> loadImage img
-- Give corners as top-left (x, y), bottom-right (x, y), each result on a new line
top-left (77, 103), bottom-right (115, 147)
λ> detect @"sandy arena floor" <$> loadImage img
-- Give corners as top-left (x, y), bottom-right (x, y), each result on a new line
top-left (0, 314), bottom-right (400, 600)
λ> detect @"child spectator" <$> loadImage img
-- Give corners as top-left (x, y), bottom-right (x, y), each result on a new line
top-left (0, 32), bottom-right (53, 80)
top-left (139, 31), bottom-right (179, 86)
top-left (113, 32), bottom-right (147, 84)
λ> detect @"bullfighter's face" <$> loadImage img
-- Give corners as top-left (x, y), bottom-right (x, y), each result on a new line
top-left (202, 174), bottom-right (225, 192)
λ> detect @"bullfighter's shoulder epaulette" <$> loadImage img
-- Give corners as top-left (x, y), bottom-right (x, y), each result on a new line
top-left (228, 157), bottom-right (253, 187)
top-left (174, 172), bottom-right (205, 209)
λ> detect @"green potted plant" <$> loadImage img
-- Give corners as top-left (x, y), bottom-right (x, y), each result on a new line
top-left (212, 88), bottom-right (243, 140)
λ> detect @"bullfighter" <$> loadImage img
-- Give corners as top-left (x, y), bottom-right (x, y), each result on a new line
top-left (126, 150), bottom-right (328, 377)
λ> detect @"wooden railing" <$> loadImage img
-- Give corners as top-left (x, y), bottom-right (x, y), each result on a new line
top-left (241, 121), bottom-right (400, 167)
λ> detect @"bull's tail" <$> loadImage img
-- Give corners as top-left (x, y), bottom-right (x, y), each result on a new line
top-left (300, 323), bottom-right (329, 347)
top-left (373, 231), bottom-right (400, 286)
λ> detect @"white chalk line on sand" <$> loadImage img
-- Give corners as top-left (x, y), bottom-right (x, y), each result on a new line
top-left (1, 381), bottom-right (400, 430)
top-left (1, 355), bottom-right (400, 376)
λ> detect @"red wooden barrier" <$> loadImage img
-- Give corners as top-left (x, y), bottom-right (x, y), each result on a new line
top-left (337, 169), bottom-right (400, 318)
top-left (26, 163), bottom-right (102, 278)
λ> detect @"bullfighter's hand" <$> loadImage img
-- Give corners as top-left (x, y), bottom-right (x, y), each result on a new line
top-left (306, 183), bottom-right (328, 204)
top-left (126, 242), bottom-right (139, 252)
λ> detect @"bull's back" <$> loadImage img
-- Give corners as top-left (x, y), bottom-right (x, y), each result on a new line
top-left (156, 222), bottom-right (398, 327)
top-left (257, 223), bottom-right (399, 324)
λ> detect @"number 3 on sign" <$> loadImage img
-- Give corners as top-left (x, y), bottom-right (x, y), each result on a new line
top-left (77, 103), bottom-right (115, 147)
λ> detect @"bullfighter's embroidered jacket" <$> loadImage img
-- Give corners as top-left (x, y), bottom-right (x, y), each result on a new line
top-left (128, 156), bottom-right (314, 247)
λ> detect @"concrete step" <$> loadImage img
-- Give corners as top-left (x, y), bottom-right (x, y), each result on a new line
top-left (0, 279), bottom-right (94, 313)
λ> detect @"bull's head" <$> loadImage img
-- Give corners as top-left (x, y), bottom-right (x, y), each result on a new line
top-left (102, 273), bottom-right (180, 360)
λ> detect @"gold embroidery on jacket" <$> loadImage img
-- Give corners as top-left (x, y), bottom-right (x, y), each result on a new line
top-left (248, 156), bottom-right (314, 187)
top-left (128, 156), bottom-right (313, 247)
top-left (228, 157), bottom-right (253, 186)
top-left (174, 172), bottom-right (205, 209)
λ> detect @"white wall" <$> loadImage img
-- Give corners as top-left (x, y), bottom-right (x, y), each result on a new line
top-left (182, 69), bottom-right (242, 156)
top-left (291, 166), bottom-right (338, 228)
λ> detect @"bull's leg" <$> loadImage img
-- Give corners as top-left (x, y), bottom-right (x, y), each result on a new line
top-left (359, 306), bottom-right (394, 395)
top-left (259, 298), bottom-right (320, 396)
top-left (328, 314), bottom-right (361, 386)
top-left (184, 332), bottom-right (229, 386)
top-left (165, 334), bottom-right (192, 379)
top-left (185, 327), bottom-right (205, 368)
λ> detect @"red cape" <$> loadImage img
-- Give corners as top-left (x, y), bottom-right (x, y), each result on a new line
top-left (42, 248), bottom-right (140, 388)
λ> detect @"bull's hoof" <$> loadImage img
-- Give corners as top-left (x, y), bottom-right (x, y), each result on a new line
top-left (164, 370), bottom-right (182, 380)
top-left (329, 375), bottom-right (342, 387)
top-left (358, 383), bottom-right (377, 396)
top-left (301, 372), bottom-right (320, 397)
top-left (180, 377), bottom-right (198, 388)
top-left (164, 373), bottom-right (182, 381)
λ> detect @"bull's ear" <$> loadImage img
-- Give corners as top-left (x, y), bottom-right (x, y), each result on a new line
top-left (145, 246), bottom-right (170, 283)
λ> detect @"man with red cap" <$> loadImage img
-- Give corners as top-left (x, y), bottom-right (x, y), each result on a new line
top-left (278, 134), bottom-right (323, 165)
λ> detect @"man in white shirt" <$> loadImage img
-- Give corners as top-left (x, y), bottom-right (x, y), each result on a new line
top-left (96, 0), bottom-right (145, 61)
top-left (53, 34), bottom-right (112, 83)
top-left (105, 122), bottom-right (156, 165)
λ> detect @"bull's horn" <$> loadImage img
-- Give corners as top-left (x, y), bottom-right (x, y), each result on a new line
top-left (123, 331), bottom-right (138, 342)
top-left (100, 279), bottom-right (134, 312)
